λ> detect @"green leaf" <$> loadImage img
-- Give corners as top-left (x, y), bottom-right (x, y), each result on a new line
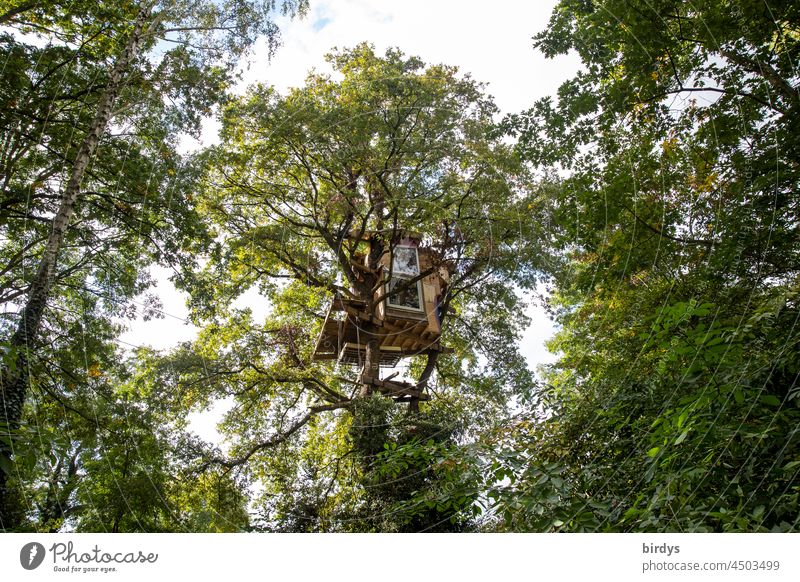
top-left (759, 395), bottom-right (781, 407)
top-left (676, 411), bottom-right (688, 429)
top-left (0, 454), bottom-right (11, 476)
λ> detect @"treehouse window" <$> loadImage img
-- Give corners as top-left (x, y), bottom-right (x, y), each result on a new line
top-left (387, 245), bottom-right (423, 312)
top-left (387, 277), bottom-right (423, 311)
top-left (392, 245), bottom-right (419, 277)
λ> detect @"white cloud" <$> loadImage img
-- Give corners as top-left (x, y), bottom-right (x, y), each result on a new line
top-left (245, 0), bottom-right (579, 114)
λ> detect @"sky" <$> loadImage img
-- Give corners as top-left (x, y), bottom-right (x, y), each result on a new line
top-left (119, 0), bottom-right (582, 440)
top-left (242, 0), bottom-right (579, 112)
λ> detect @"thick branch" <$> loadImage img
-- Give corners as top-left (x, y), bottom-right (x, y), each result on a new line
top-left (201, 400), bottom-right (353, 471)
top-left (638, 86), bottom-right (782, 113)
top-left (622, 205), bottom-right (713, 247)
top-left (719, 48), bottom-right (799, 107)
top-left (0, 0), bottom-right (39, 25)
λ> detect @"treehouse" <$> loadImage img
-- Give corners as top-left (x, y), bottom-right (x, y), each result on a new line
top-left (312, 233), bottom-right (450, 370)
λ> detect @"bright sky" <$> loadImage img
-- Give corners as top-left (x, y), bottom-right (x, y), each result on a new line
top-left (120, 1), bottom-right (581, 438)
top-left (244, 0), bottom-right (579, 112)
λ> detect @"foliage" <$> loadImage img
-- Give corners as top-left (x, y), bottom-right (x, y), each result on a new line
top-left (0, 0), bottom-right (306, 531)
top-left (491, 0), bottom-right (800, 532)
top-left (4, 0), bottom-right (798, 534)
top-left (151, 44), bottom-right (537, 531)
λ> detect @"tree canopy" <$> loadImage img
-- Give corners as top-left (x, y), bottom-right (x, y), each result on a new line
top-left (166, 43), bottom-right (536, 531)
top-left (0, 0), bottom-right (307, 530)
top-left (491, 0), bottom-right (800, 531)
top-left (1, 0), bottom-right (798, 533)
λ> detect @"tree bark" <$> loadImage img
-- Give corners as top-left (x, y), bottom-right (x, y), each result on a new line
top-left (0, 4), bottom-right (153, 531)
top-left (359, 322), bottom-right (380, 397)
top-left (359, 231), bottom-right (385, 398)
top-left (0, 1), bottom-right (39, 26)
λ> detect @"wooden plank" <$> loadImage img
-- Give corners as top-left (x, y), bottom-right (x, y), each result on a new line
top-left (350, 260), bottom-right (380, 276)
top-left (369, 377), bottom-right (425, 399)
top-left (385, 305), bottom-right (427, 322)
top-left (423, 282), bottom-right (440, 335)
top-left (312, 303), bottom-right (338, 358)
top-left (341, 304), bottom-right (382, 327)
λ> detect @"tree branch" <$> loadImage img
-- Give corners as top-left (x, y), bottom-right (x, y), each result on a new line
top-left (621, 205), bottom-right (713, 246)
top-left (200, 400), bottom-right (353, 471)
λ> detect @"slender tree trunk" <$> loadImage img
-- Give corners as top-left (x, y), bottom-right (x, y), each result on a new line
top-left (0, 4), bottom-right (153, 531)
top-left (358, 226), bottom-right (385, 398)
top-left (359, 322), bottom-right (380, 397)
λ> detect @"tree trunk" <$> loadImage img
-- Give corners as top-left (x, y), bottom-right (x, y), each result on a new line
top-left (359, 322), bottom-right (380, 397)
top-left (358, 232), bottom-right (385, 398)
top-left (0, 4), bottom-right (152, 531)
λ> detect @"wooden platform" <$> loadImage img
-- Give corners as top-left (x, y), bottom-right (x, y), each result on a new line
top-left (312, 298), bottom-right (447, 367)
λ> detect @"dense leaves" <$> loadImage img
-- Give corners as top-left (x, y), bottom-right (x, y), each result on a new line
top-left (0, 0), bottom-right (306, 531)
top-left (491, 0), bottom-right (800, 532)
top-left (2, 0), bottom-right (797, 533)
top-left (162, 44), bottom-right (536, 531)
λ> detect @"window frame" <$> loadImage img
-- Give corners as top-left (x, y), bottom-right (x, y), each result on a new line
top-left (386, 245), bottom-right (424, 312)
